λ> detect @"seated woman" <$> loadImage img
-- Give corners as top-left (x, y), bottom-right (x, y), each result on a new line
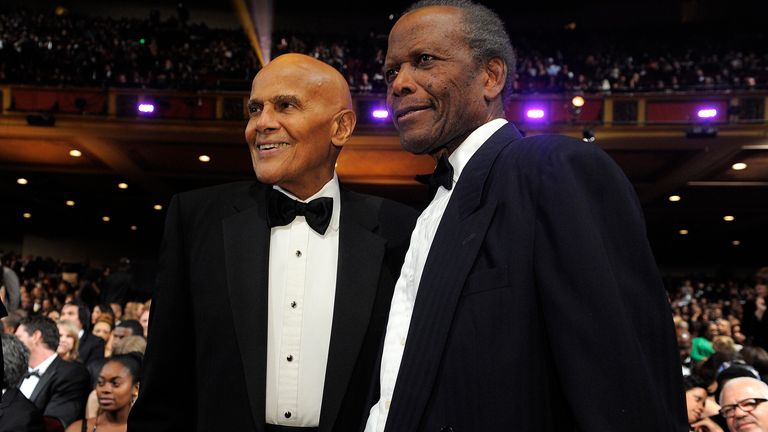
top-left (57, 319), bottom-right (81, 362)
top-left (65, 353), bottom-right (141, 432)
top-left (684, 374), bottom-right (723, 432)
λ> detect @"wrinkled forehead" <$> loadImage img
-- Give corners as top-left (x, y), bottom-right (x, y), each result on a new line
top-left (251, 60), bottom-right (344, 105)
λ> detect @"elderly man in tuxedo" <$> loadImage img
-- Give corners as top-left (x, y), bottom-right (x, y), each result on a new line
top-left (15, 316), bottom-right (90, 429)
top-left (129, 53), bottom-right (417, 432)
top-left (364, 1), bottom-right (688, 431)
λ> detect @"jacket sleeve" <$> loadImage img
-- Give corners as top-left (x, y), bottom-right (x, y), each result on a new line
top-left (128, 194), bottom-right (196, 431)
top-left (532, 140), bottom-right (688, 431)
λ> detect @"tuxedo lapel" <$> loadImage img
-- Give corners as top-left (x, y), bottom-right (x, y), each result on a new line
top-left (223, 184), bottom-right (271, 431)
top-left (385, 123), bottom-right (522, 432)
top-left (319, 190), bottom-right (386, 432)
top-left (29, 356), bottom-right (60, 404)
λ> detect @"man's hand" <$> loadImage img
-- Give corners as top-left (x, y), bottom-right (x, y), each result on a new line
top-left (690, 417), bottom-right (723, 432)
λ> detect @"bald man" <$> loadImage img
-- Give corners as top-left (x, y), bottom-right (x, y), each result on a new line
top-left (129, 54), bottom-right (418, 432)
top-left (720, 377), bottom-right (768, 432)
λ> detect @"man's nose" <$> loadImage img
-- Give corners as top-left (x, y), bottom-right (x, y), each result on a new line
top-left (390, 66), bottom-right (416, 97)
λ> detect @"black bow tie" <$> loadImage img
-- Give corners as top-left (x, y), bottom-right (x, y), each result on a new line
top-left (24, 369), bottom-right (41, 379)
top-left (416, 154), bottom-right (454, 198)
top-left (267, 189), bottom-right (333, 235)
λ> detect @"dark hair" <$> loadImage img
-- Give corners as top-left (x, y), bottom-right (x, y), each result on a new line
top-left (2, 333), bottom-right (30, 389)
top-left (116, 319), bottom-right (144, 337)
top-left (682, 374), bottom-right (708, 391)
top-left (64, 300), bottom-right (92, 332)
top-left (104, 352), bottom-right (143, 385)
top-left (18, 315), bottom-right (60, 352)
top-left (405, 0), bottom-right (516, 108)
top-left (742, 345), bottom-right (768, 377)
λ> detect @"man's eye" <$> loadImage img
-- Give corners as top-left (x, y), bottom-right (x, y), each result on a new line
top-left (248, 104), bottom-right (261, 114)
top-left (385, 68), bottom-right (398, 84)
top-left (417, 54), bottom-right (434, 64)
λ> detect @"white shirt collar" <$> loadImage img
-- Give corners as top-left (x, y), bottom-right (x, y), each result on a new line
top-left (31, 352), bottom-right (58, 374)
top-left (273, 173), bottom-right (341, 233)
top-left (448, 118), bottom-right (508, 186)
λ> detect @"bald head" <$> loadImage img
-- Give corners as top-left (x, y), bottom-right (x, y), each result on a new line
top-left (245, 53), bottom-right (357, 199)
top-left (720, 377), bottom-right (768, 405)
top-left (260, 53), bottom-right (353, 110)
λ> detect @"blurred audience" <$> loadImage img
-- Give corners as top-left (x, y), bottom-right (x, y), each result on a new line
top-left (0, 8), bottom-right (764, 93)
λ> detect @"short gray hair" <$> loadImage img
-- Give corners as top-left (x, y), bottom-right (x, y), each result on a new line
top-left (405, 0), bottom-right (516, 107)
top-left (2, 333), bottom-right (30, 389)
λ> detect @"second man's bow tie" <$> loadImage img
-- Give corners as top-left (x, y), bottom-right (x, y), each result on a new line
top-left (430, 154), bottom-right (454, 191)
top-left (267, 189), bottom-right (333, 235)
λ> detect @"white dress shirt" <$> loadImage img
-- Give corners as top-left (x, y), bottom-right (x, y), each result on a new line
top-left (19, 352), bottom-right (59, 399)
top-left (265, 175), bottom-right (341, 426)
top-left (365, 118), bottom-right (508, 432)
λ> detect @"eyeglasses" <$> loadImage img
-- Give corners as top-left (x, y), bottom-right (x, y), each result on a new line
top-left (719, 398), bottom-right (768, 418)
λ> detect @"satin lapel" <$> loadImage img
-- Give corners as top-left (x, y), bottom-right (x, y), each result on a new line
top-left (319, 190), bottom-right (386, 432)
top-left (385, 123), bottom-right (522, 432)
top-left (29, 356), bottom-right (60, 404)
top-left (223, 184), bottom-right (270, 431)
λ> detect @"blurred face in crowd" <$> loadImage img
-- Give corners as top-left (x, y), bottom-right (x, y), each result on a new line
top-left (686, 386), bottom-right (707, 424)
top-left (718, 319), bottom-right (733, 337)
top-left (92, 305), bottom-right (104, 324)
top-left (720, 377), bottom-right (768, 432)
top-left (93, 321), bottom-right (112, 342)
top-left (61, 304), bottom-right (81, 330)
top-left (97, 361), bottom-right (139, 413)
top-left (57, 323), bottom-right (76, 358)
top-left (110, 303), bottom-right (123, 321)
top-left (14, 324), bottom-right (35, 351)
top-left (384, 6), bottom-right (501, 156)
top-left (112, 326), bottom-right (133, 342)
top-left (47, 310), bottom-right (60, 321)
top-left (245, 53), bottom-right (355, 200)
top-left (139, 310), bottom-right (150, 338)
top-left (678, 331), bottom-right (692, 361)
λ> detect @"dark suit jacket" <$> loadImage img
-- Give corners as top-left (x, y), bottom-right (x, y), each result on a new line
top-left (0, 388), bottom-right (45, 432)
top-left (380, 123), bottom-right (688, 431)
top-left (78, 331), bottom-right (105, 369)
top-left (129, 181), bottom-right (417, 432)
top-left (27, 356), bottom-right (90, 428)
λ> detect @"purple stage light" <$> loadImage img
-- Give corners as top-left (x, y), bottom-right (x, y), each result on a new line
top-left (138, 103), bottom-right (155, 114)
top-left (525, 108), bottom-right (546, 120)
top-left (697, 108), bottom-right (717, 119)
top-left (372, 109), bottom-right (389, 119)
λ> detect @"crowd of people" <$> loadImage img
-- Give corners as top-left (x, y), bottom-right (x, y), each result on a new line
top-left (1, 252), bottom-right (149, 430)
top-left (1, 8), bottom-right (765, 94)
top-left (4, 247), bottom-right (768, 431)
top-left (668, 268), bottom-right (768, 430)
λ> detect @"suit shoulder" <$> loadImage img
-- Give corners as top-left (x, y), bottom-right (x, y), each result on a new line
top-left (501, 133), bottom-right (618, 173)
top-left (341, 189), bottom-right (418, 238)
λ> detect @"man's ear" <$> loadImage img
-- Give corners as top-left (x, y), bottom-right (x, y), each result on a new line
top-left (331, 109), bottom-right (357, 148)
top-left (483, 57), bottom-right (507, 101)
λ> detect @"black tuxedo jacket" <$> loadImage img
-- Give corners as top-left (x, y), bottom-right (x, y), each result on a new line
top-left (129, 181), bottom-right (417, 432)
top-left (380, 123), bottom-right (688, 431)
top-left (27, 356), bottom-right (90, 428)
top-left (78, 331), bottom-right (105, 368)
top-left (0, 388), bottom-right (45, 432)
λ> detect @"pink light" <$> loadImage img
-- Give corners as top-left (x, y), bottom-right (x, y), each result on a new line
top-left (138, 103), bottom-right (155, 113)
top-left (372, 109), bottom-right (389, 119)
top-left (526, 109), bottom-right (545, 120)
top-left (697, 108), bottom-right (717, 119)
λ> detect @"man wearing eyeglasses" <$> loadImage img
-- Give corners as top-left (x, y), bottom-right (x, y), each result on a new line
top-left (719, 377), bottom-right (768, 431)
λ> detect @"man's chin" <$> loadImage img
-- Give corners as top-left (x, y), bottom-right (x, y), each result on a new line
top-left (400, 135), bottom-right (438, 155)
